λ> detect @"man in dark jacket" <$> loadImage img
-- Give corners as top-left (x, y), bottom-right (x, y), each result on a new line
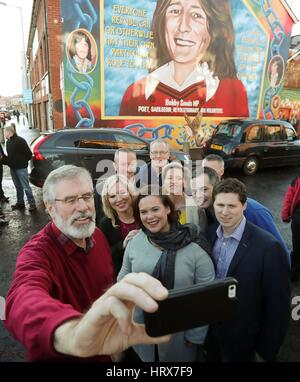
top-left (136, 139), bottom-right (170, 189)
top-left (4, 124), bottom-right (36, 211)
top-left (0, 143), bottom-right (9, 203)
top-left (205, 178), bottom-right (290, 362)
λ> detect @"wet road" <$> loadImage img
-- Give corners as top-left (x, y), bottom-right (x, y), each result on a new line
top-left (0, 119), bottom-right (299, 362)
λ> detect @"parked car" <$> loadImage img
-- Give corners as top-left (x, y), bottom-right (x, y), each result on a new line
top-left (203, 119), bottom-right (300, 175)
top-left (29, 128), bottom-right (191, 187)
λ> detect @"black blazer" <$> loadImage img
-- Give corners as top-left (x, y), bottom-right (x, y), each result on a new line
top-left (98, 216), bottom-right (124, 277)
top-left (207, 220), bottom-right (291, 362)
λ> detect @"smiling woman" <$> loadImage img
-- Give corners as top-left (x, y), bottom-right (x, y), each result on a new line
top-left (119, 0), bottom-right (249, 118)
top-left (117, 188), bottom-right (215, 362)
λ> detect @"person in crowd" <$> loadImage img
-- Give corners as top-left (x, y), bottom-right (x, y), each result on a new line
top-left (99, 174), bottom-right (140, 275)
top-left (4, 124), bottom-right (36, 211)
top-left (114, 148), bottom-right (138, 182)
top-left (191, 166), bottom-right (219, 233)
top-left (118, 187), bottom-right (215, 361)
top-left (205, 178), bottom-right (290, 362)
top-left (68, 30), bottom-right (94, 73)
top-left (202, 154), bottom-right (225, 179)
top-left (120, 0), bottom-right (249, 118)
top-left (15, 110), bottom-right (20, 123)
top-left (4, 165), bottom-right (170, 361)
top-left (0, 139), bottom-right (8, 224)
top-left (282, 168), bottom-right (300, 282)
top-left (95, 148), bottom-right (138, 225)
top-left (192, 166), bottom-right (291, 265)
top-left (0, 143), bottom-right (9, 203)
top-left (162, 161), bottom-right (205, 228)
top-left (137, 139), bottom-right (170, 189)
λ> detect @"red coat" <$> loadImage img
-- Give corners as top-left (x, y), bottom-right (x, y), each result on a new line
top-left (120, 77), bottom-right (249, 118)
top-left (281, 177), bottom-right (300, 221)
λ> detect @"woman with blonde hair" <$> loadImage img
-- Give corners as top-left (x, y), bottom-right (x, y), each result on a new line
top-left (98, 174), bottom-right (140, 275)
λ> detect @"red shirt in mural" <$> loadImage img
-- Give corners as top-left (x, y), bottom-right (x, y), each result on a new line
top-left (119, 62), bottom-right (249, 118)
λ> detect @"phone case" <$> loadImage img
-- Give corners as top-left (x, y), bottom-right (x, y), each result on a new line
top-left (143, 277), bottom-right (239, 337)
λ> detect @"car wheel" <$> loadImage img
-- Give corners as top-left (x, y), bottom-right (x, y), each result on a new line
top-left (243, 157), bottom-right (258, 175)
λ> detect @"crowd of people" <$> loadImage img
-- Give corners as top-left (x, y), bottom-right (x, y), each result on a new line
top-left (1, 137), bottom-right (297, 363)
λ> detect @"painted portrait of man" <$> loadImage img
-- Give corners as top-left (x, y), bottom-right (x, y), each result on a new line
top-left (118, 0), bottom-right (249, 118)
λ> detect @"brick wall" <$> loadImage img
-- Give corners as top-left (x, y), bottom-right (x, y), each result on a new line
top-left (46, 0), bottom-right (64, 129)
top-left (29, 0), bottom-right (64, 131)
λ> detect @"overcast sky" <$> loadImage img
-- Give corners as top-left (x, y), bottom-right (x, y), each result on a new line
top-left (0, 0), bottom-right (299, 97)
top-left (0, 0), bottom-right (33, 97)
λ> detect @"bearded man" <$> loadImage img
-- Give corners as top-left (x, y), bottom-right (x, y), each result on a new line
top-left (5, 165), bottom-right (169, 361)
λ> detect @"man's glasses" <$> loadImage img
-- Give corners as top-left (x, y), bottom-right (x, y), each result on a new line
top-left (150, 151), bottom-right (169, 156)
top-left (55, 192), bottom-right (94, 206)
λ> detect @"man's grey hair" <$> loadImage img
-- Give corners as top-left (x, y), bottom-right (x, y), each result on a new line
top-left (5, 124), bottom-right (16, 135)
top-left (43, 165), bottom-right (93, 204)
top-left (193, 166), bottom-right (220, 186)
top-left (150, 138), bottom-right (169, 151)
top-left (203, 154), bottom-right (224, 168)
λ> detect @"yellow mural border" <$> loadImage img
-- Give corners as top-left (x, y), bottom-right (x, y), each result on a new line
top-left (243, 0), bottom-right (270, 118)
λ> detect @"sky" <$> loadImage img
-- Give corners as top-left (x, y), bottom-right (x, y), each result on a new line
top-left (0, 0), bottom-right (299, 97)
top-left (0, 0), bottom-right (33, 97)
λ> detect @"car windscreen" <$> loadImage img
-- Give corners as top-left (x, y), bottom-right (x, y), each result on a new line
top-left (215, 123), bottom-right (243, 139)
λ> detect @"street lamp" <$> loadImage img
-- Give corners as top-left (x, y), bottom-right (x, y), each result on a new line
top-left (0, 1), bottom-right (32, 127)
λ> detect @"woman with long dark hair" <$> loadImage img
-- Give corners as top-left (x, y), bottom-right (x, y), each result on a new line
top-left (118, 187), bottom-right (215, 361)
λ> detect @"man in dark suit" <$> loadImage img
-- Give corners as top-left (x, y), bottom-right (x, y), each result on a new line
top-left (136, 139), bottom-right (170, 189)
top-left (205, 178), bottom-right (290, 362)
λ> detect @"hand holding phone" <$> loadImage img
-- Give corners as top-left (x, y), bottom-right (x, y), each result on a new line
top-left (143, 277), bottom-right (239, 337)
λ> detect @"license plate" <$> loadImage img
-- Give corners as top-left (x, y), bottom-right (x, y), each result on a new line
top-left (211, 144), bottom-right (223, 150)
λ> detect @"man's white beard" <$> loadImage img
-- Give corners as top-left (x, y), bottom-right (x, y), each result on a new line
top-left (153, 159), bottom-right (168, 171)
top-left (53, 210), bottom-right (96, 239)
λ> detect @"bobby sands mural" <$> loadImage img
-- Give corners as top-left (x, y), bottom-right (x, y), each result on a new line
top-left (61, 0), bottom-right (293, 138)
top-left (119, 0), bottom-right (249, 118)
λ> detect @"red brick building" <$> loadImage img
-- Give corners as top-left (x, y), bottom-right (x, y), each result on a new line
top-left (27, 0), bottom-right (63, 131)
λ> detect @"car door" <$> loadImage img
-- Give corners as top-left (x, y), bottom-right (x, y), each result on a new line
top-left (49, 132), bottom-right (81, 169)
top-left (242, 124), bottom-right (264, 159)
top-left (77, 131), bottom-right (116, 183)
top-left (281, 124), bottom-right (300, 165)
top-left (261, 124), bottom-right (287, 166)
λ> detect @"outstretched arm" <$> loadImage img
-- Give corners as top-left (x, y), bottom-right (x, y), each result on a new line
top-left (53, 273), bottom-right (170, 358)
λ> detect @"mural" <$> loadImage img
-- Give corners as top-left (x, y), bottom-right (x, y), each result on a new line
top-left (60, 0), bottom-right (294, 148)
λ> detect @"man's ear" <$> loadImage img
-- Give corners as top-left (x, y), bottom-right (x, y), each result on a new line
top-left (45, 202), bottom-right (55, 218)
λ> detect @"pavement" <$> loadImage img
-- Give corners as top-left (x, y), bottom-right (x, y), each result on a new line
top-left (0, 117), bottom-right (299, 362)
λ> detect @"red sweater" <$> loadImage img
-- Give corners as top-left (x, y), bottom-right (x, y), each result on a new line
top-left (4, 223), bottom-right (115, 361)
top-left (120, 77), bottom-right (249, 117)
top-left (281, 177), bottom-right (300, 221)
